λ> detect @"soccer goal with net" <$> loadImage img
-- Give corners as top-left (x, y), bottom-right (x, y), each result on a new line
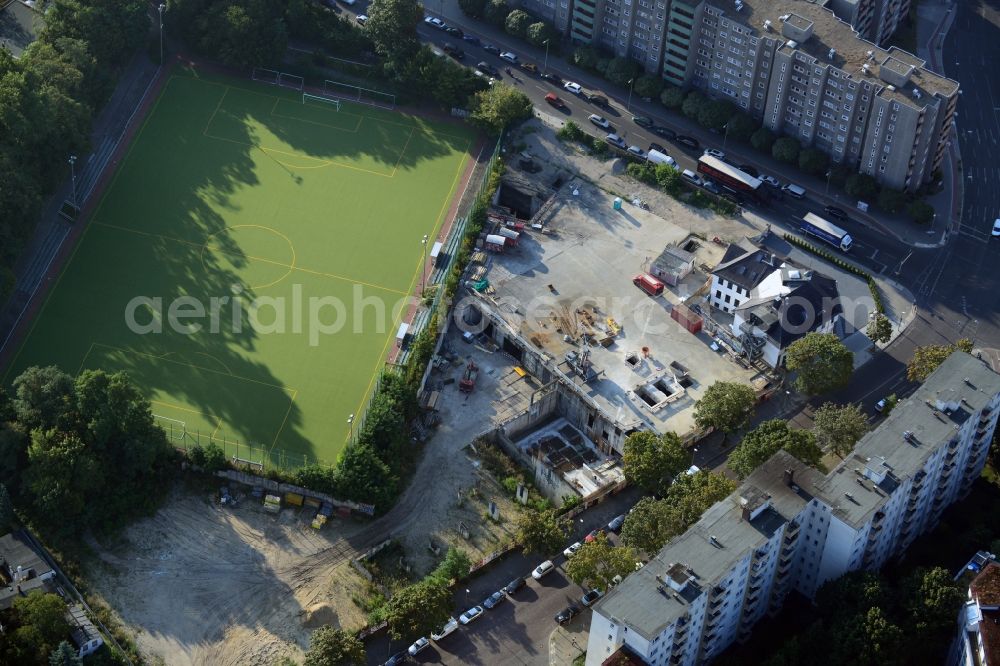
top-left (252, 68), bottom-right (305, 92)
top-left (323, 79), bottom-right (396, 110)
top-left (303, 93), bottom-right (341, 111)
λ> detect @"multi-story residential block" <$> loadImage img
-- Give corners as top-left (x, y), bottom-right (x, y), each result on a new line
top-left (521, 0), bottom-right (575, 35)
top-left (586, 352), bottom-right (1000, 666)
top-left (951, 553), bottom-right (1000, 666)
top-left (566, 0), bottom-right (957, 192)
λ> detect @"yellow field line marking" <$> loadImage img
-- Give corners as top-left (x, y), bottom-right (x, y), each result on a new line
top-left (390, 127), bottom-right (416, 177)
top-left (269, 388), bottom-right (298, 453)
top-left (203, 87), bottom-right (230, 137)
top-left (90, 220), bottom-right (408, 295)
top-left (271, 109), bottom-right (364, 133)
top-left (151, 399), bottom-right (215, 418)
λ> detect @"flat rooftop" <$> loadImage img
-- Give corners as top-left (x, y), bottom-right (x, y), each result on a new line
top-left (0, 1), bottom-right (40, 58)
top-left (477, 182), bottom-right (764, 437)
top-left (706, 0), bottom-right (959, 104)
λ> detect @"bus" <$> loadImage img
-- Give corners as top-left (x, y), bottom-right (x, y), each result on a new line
top-left (696, 155), bottom-right (763, 200)
top-left (800, 212), bottom-right (853, 252)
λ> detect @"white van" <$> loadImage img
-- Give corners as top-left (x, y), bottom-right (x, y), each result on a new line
top-left (681, 169), bottom-right (702, 186)
top-left (647, 149), bottom-right (677, 168)
top-left (783, 183), bottom-right (806, 199)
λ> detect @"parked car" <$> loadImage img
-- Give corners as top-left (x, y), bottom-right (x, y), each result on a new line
top-left (581, 589), bottom-right (604, 607)
top-left (681, 169), bottom-right (702, 186)
top-left (424, 16), bottom-right (443, 27)
top-left (563, 81), bottom-right (583, 94)
top-left (504, 577), bottom-right (527, 595)
top-left (648, 150), bottom-right (677, 168)
top-left (431, 617), bottom-right (458, 641)
top-left (462, 34), bottom-right (481, 46)
top-left (738, 163), bottom-right (759, 177)
top-left (632, 115), bottom-right (653, 128)
top-left (649, 142), bottom-right (667, 154)
top-left (783, 182), bottom-right (807, 198)
top-left (521, 62), bottom-right (539, 74)
top-left (383, 653), bottom-right (408, 666)
top-left (482, 590), bottom-right (505, 609)
top-left (607, 514), bottom-right (626, 532)
top-left (459, 605), bottom-right (485, 625)
top-left (555, 605), bottom-right (581, 624)
top-left (482, 43), bottom-right (501, 55)
top-left (824, 205), bottom-right (849, 221)
top-left (442, 43), bottom-right (464, 60)
top-left (532, 560), bottom-right (556, 579)
top-left (874, 398), bottom-right (887, 413)
top-left (586, 93), bottom-right (608, 106)
top-left (605, 134), bottom-right (626, 150)
top-left (408, 637), bottom-right (430, 656)
top-left (444, 25), bottom-right (463, 36)
top-left (704, 148), bottom-right (726, 160)
top-left (476, 61), bottom-right (499, 77)
top-left (627, 145), bottom-right (646, 159)
top-left (355, 14), bottom-right (368, 24)
top-left (993, 219), bottom-right (1000, 237)
top-left (584, 528), bottom-right (604, 543)
top-left (588, 114), bottom-right (611, 129)
top-left (701, 178), bottom-right (720, 194)
top-left (675, 135), bottom-right (700, 150)
top-left (761, 174), bottom-right (782, 188)
top-left (544, 93), bottom-right (566, 109)
top-left (499, 51), bottom-right (518, 63)
top-left (540, 72), bottom-right (563, 85)
top-left (652, 125), bottom-right (676, 139)
top-left (564, 541), bottom-right (583, 558)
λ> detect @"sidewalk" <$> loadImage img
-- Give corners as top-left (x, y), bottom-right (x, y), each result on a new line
top-left (431, 0), bottom-right (954, 249)
top-left (549, 623), bottom-right (588, 665)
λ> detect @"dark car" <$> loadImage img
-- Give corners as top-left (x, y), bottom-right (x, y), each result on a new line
top-left (462, 34), bottom-right (481, 46)
top-left (581, 589), bottom-right (604, 607)
top-left (632, 115), bottom-right (653, 128)
top-left (540, 72), bottom-right (563, 85)
top-left (607, 514), bottom-right (626, 532)
top-left (476, 61), bottom-right (499, 77)
top-left (383, 652), bottom-right (408, 666)
top-left (504, 577), bottom-right (527, 595)
top-left (482, 43), bottom-right (501, 54)
top-left (444, 25), bottom-right (463, 36)
top-left (824, 205), bottom-right (849, 221)
top-left (675, 134), bottom-right (700, 150)
top-left (652, 125), bottom-right (676, 140)
top-left (649, 142), bottom-right (667, 154)
top-left (738, 164), bottom-right (759, 177)
top-left (442, 43), bottom-right (464, 60)
top-left (555, 605), bottom-right (581, 624)
top-left (483, 590), bottom-right (505, 609)
top-left (586, 93), bottom-right (608, 106)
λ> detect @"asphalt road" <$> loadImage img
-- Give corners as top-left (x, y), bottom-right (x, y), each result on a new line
top-left (365, 488), bottom-right (638, 666)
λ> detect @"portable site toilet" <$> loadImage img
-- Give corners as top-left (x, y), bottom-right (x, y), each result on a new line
top-left (396, 322), bottom-right (409, 346)
top-left (429, 241), bottom-right (444, 266)
top-left (485, 234), bottom-right (506, 252)
top-left (497, 227), bottom-right (520, 246)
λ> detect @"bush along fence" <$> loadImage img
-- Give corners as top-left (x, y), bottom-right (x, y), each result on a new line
top-left (782, 233), bottom-right (884, 315)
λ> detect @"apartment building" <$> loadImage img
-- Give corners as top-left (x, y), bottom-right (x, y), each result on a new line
top-left (586, 352), bottom-right (1000, 666)
top-left (951, 555), bottom-right (1000, 666)
top-left (565, 0), bottom-right (956, 191)
top-left (521, 0), bottom-right (575, 35)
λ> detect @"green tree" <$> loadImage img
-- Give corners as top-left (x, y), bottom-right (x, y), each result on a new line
top-left (798, 148), bottom-right (829, 175)
top-left (573, 46), bottom-right (600, 71)
top-left (698, 99), bottom-right (734, 130)
top-left (622, 431), bottom-right (689, 494)
top-left (666, 470), bottom-right (737, 527)
top-left (12, 365), bottom-right (75, 432)
top-left (515, 508), bottom-right (568, 555)
top-left (526, 22), bottom-right (550, 46)
top-left (877, 187), bottom-right (907, 214)
top-left (907, 199), bottom-right (935, 225)
top-left (634, 75), bottom-right (663, 99)
top-left (772, 137), bottom-right (801, 164)
top-left (458, 0), bottom-right (487, 17)
top-left (815, 570), bottom-right (889, 621)
top-left (24, 429), bottom-right (102, 530)
top-left (907, 344), bottom-right (963, 382)
top-left (356, 391), bottom-right (406, 454)
top-left (726, 113), bottom-right (758, 142)
top-left (201, 442), bottom-right (227, 472)
top-left (728, 420), bottom-right (821, 478)
top-left (785, 332), bottom-right (854, 395)
top-left (564, 533), bottom-right (639, 590)
top-left (750, 127), bottom-right (776, 152)
top-left (656, 163), bottom-right (685, 196)
top-left (384, 579), bottom-right (453, 640)
top-left (12, 592), bottom-right (71, 658)
top-left (902, 567), bottom-right (962, 633)
top-left (682, 91), bottom-right (706, 119)
top-left (660, 85), bottom-right (685, 109)
top-left (845, 173), bottom-right (878, 199)
top-left (0, 482), bottom-right (15, 533)
top-left (505, 9), bottom-right (531, 37)
top-left (620, 496), bottom-right (682, 554)
top-left (188, 443), bottom-right (206, 468)
top-left (604, 57), bottom-right (640, 86)
top-left (812, 402), bottom-right (868, 458)
top-left (866, 312), bottom-right (893, 344)
top-left (484, 0), bottom-right (509, 24)
top-left (43, 0), bottom-right (148, 66)
top-left (693, 381), bottom-right (757, 436)
top-left (197, 0), bottom-right (289, 68)
top-left (48, 642), bottom-right (82, 666)
top-left (335, 444), bottom-right (397, 511)
top-left (365, 0), bottom-right (423, 62)
top-left (469, 83), bottom-right (533, 134)
top-left (430, 547), bottom-right (472, 584)
top-left (303, 626), bottom-right (366, 666)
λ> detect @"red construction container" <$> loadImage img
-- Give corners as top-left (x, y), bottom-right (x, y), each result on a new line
top-left (671, 303), bottom-right (703, 334)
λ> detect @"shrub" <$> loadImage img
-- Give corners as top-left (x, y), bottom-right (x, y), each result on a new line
top-left (698, 99), bottom-right (734, 130)
top-left (573, 46), bottom-right (600, 70)
top-left (660, 85), bottom-right (685, 109)
top-left (505, 9), bottom-right (531, 37)
top-left (202, 442), bottom-right (227, 472)
top-left (626, 162), bottom-right (657, 185)
top-left (682, 91), bottom-right (706, 119)
top-left (907, 199), bottom-right (935, 225)
top-left (877, 187), bottom-right (907, 214)
top-left (484, 0), bottom-right (509, 25)
top-left (458, 0), bottom-right (488, 17)
top-left (557, 120), bottom-right (586, 142)
top-left (634, 75), bottom-right (663, 99)
top-left (604, 56), bottom-right (640, 86)
top-left (750, 127), bottom-right (776, 152)
top-left (772, 137), bottom-right (801, 164)
top-left (726, 113), bottom-right (758, 142)
top-left (526, 21), bottom-right (550, 46)
top-left (798, 148), bottom-right (829, 176)
top-left (845, 173), bottom-right (878, 199)
top-left (188, 444), bottom-right (206, 468)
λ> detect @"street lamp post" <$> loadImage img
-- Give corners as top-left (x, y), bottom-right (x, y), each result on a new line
top-left (626, 78), bottom-right (635, 112)
top-left (68, 155), bottom-right (78, 209)
top-left (825, 169), bottom-right (833, 196)
top-left (158, 4), bottom-right (166, 66)
top-left (420, 234), bottom-right (429, 296)
top-left (722, 121), bottom-right (732, 151)
top-left (347, 413), bottom-right (355, 440)
top-left (543, 39), bottom-right (550, 74)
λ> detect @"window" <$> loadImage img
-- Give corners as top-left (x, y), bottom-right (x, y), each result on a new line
top-left (724, 294), bottom-right (731, 304)
top-left (716, 290), bottom-right (722, 298)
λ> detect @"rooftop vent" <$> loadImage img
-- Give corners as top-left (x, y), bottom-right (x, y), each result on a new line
top-left (787, 40), bottom-right (798, 49)
top-left (764, 19), bottom-right (773, 30)
top-left (886, 85), bottom-right (896, 92)
top-left (912, 88), bottom-right (921, 99)
top-left (862, 64), bottom-right (871, 75)
top-left (844, 492), bottom-right (854, 500)
top-left (828, 48), bottom-right (836, 60)
top-left (867, 50), bottom-right (875, 61)
top-left (903, 430), bottom-right (914, 442)
top-left (709, 535), bottom-right (722, 548)
top-left (735, 0), bottom-right (744, 11)
top-left (779, 13), bottom-right (791, 21)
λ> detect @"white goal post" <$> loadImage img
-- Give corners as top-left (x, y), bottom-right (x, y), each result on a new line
top-left (302, 93), bottom-right (341, 110)
top-left (251, 68), bottom-right (305, 92)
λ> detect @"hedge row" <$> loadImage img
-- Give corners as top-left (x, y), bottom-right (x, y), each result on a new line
top-left (782, 233), bottom-right (884, 314)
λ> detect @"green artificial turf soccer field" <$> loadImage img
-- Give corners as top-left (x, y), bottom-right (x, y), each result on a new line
top-left (3, 67), bottom-right (474, 466)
